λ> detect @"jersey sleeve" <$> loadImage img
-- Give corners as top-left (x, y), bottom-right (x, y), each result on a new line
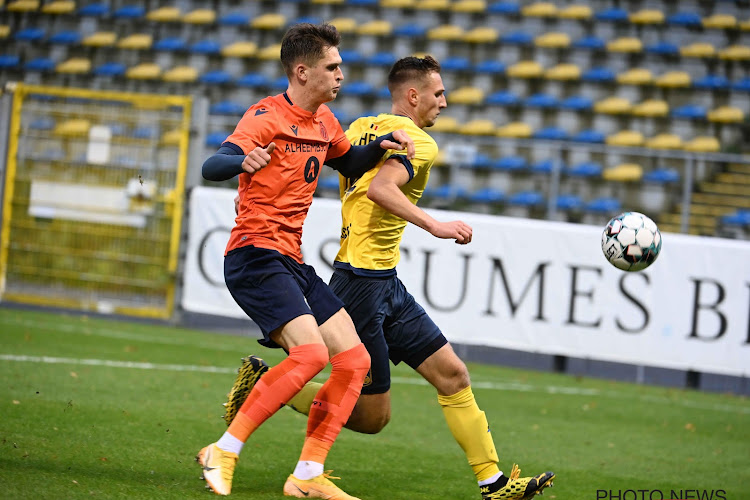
top-left (389, 131), bottom-right (437, 178)
top-left (223, 104), bottom-right (277, 154)
top-left (324, 114), bottom-right (351, 161)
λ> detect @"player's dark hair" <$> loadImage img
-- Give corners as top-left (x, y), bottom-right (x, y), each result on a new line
top-left (387, 55), bottom-right (441, 94)
top-left (280, 23), bottom-right (341, 77)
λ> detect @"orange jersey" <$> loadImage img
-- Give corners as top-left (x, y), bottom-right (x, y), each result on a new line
top-left (223, 93), bottom-right (350, 262)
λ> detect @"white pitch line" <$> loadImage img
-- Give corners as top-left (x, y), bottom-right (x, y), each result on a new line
top-left (2, 353), bottom-right (748, 415)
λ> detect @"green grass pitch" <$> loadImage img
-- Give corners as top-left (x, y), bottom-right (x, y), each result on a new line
top-left (1, 307), bottom-right (748, 499)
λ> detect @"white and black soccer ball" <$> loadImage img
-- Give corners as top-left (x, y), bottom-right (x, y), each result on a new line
top-left (601, 212), bottom-right (662, 272)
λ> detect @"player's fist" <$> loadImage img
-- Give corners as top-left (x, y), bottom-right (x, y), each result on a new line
top-left (429, 220), bottom-right (473, 245)
top-left (380, 129), bottom-right (415, 160)
top-left (242, 142), bottom-right (276, 176)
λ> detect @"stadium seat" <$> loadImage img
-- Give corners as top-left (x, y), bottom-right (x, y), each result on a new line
top-left (117, 34), bottom-right (153, 50)
top-left (583, 197), bottom-right (621, 225)
top-left (222, 42), bottom-right (257, 58)
top-left (655, 71), bottom-right (691, 88)
top-left (218, 12), bottom-right (250, 26)
top-left (684, 136), bottom-right (720, 153)
top-left (459, 119), bottom-right (496, 135)
top-left (199, 70), bottom-right (233, 85)
top-left (497, 122), bottom-right (533, 138)
top-left (42, 1), bottom-right (74, 14)
top-left (607, 37), bottom-right (643, 54)
top-left (500, 31), bottom-right (533, 45)
top-left (448, 86), bottom-right (484, 105)
top-left (645, 41), bottom-right (679, 57)
top-left (82, 32), bottom-right (117, 47)
top-left (147, 6), bottom-right (181, 23)
top-left (486, 90), bottom-right (519, 106)
top-left (630, 9), bottom-right (664, 24)
top-left (113, 5), bottom-right (145, 19)
top-left (250, 14), bottom-right (286, 30)
top-left (0, 26), bottom-right (8, 40)
top-left (603, 163), bottom-right (643, 182)
top-left (7, 0), bottom-right (39, 12)
top-left (680, 43), bottom-right (716, 58)
top-left (328, 17), bottom-right (358, 33)
top-left (573, 35), bottom-right (605, 50)
top-left (344, 81), bottom-right (375, 96)
top-left (595, 7), bottom-right (628, 23)
top-left (339, 48), bottom-right (364, 64)
top-left (640, 167), bottom-right (680, 213)
top-left (183, 9), bottom-right (216, 24)
top-left (392, 24), bottom-right (427, 38)
top-left (469, 187), bottom-right (505, 204)
top-left (554, 194), bottom-right (584, 222)
top-left (672, 104), bottom-right (707, 120)
top-left (206, 131), bottom-right (230, 147)
top-left (126, 63), bottom-right (161, 80)
top-left (645, 134), bottom-right (683, 150)
top-left (522, 2), bottom-right (557, 17)
top-left (694, 75), bottom-right (731, 91)
top-left (257, 44), bottom-right (282, 60)
top-left (441, 56), bottom-right (472, 72)
top-left (487, 1), bottom-right (520, 15)
top-left (474, 60), bottom-right (506, 75)
top-left (708, 106), bottom-right (744, 123)
top-left (210, 101), bottom-right (247, 116)
top-left (525, 93), bottom-right (558, 108)
top-left (667, 12), bottom-right (702, 27)
top-left (572, 129), bottom-right (605, 143)
top-left (78, 3), bottom-right (108, 17)
top-left (560, 95), bottom-right (593, 111)
top-left (719, 45), bottom-right (750, 61)
top-left (0, 54), bottom-right (20, 69)
top-left (507, 61), bottom-right (543, 78)
top-left (582, 66), bottom-right (615, 83)
top-left (93, 62), bottom-right (126, 77)
top-left (545, 63), bottom-right (581, 81)
top-left (154, 37), bottom-right (187, 52)
top-left (190, 39), bottom-right (222, 55)
top-left (163, 66), bottom-right (198, 83)
top-left (463, 27), bottom-right (499, 43)
top-left (632, 100), bottom-right (669, 118)
top-left (24, 57), bottom-right (56, 72)
top-left (702, 14), bottom-right (737, 30)
top-left (48, 30), bottom-right (81, 45)
top-left (594, 97), bottom-right (631, 114)
top-left (357, 20), bottom-right (392, 36)
top-left (606, 130), bottom-right (644, 147)
top-left (14, 27), bottom-right (45, 42)
top-left (57, 57), bottom-right (91, 74)
top-left (506, 190), bottom-right (545, 218)
top-left (534, 127), bottom-right (568, 140)
top-left (430, 116), bottom-right (460, 133)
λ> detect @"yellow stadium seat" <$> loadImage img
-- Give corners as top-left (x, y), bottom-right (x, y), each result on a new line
top-left (558, 5), bottom-right (592, 19)
top-left (655, 71), bottom-right (691, 88)
top-left (603, 164), bottom-right (643, 182)
top-left (42, 0), bottom-right (75, 14)
top-left (719, 45), bottom-right (750, 61)
top-left (430, 116), bottom-right (459, 133)
top-left (463, 27), bottom-right (499, 43)
top-left (357, 20), bottom-right (392, 36)
top-left (83, 32), bottom-right (117, 47)
top-left (54, 119), bottom-right (91, 137)
top-left (522, 2), bottom-right (557, 17)
top-left (594, 97), bottom-right (631, 115)
top-left (7, 0), bottom-right (38, 12)
top-left (427, 24), bottom-right (464, 40)
top-left (183, 9), bottom-right (216, 24)
top-left (147, 7), bottom-right (181, 22)
top-left (740, 19), bottom-right (750, 31)
top-left (708, 106), bottom-right (745, 123)
top-left (117, 34), bottom-right (153, 50)
top-left (57, 58), bottom-right (91, 74)
top-left (645, 134), bottom-right (683, 150)
top-left (607, 37), bottom-right (643, 53)
top-left (162, 66), bottom-right (198, 83)
top-left (380, 0), bottom-right (416, 7)
top-left (534, 32), bottom-right (571, 49)
top-left (416, 0), bottom-right (450, 10)
top-left (606, 130), bottom-right (644, 147)
top-left (617, 68), bottom-right (653, 85)
top-left (451, 0), bottom-right (486, 13)
top-left (632, 100), bottom-right (669, 117)
top-left (680, 43), bottom-right (716, 58)
top-left (257, 43), bottom-right (282, 60)
top-left (702, 14), bottom-right (737, 29)
top-left (544, 63), bottom-right (580, 80)
top-left (251, 13), bottom-right (286, 30)
top-left (328, 17), bottom-right (358, 33)
top-left (629, 10), bottom-right (664, 24)
top-left (507, 61), bottom-right (544, 78)
top-left (448, 87), bottom-right (485, 105)
top-left (161, 129), bottom-right (183, 146)
top-left (221, 41), bottom-right (257, 58)
top-left (459, 119), bottom-right (496, 135)
top-left (497, 122), bottom-right (533, 138)
top-left (313, 0), bottom-right (345, 4)
top-left (126, 63), bottom-right (162, 80)
top-left (684, 136), bottom-right (720, 152)
top-left (0, 25), bottom-right (10, 39)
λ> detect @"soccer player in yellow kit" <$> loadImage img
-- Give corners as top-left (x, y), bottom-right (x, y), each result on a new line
top-left (226, 55), bottom-right (556, 500)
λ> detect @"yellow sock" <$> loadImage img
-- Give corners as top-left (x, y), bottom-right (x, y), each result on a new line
top-left (287, 381), bottom-right (322, 416)
top-left (438, 386), bottom-right (501, 482)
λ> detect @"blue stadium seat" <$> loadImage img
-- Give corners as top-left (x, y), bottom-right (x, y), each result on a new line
top-left (531, 159), bottom-right (554, 174)
top-left (49, 31), bottom-right (81, 45)
top-left (560, 95), bottom-right (593, 111)
top-left (339, 49), bottom-right (364, 64)
top-left (317, 175), bottom-right (341, 192)
top-left (30, 117), bottom-right (56, 130)
top-left (345, 81), bottom-right (375, 96)
top-left (210, 101), bottom-right (247, 115)
top-left (14, 28), bottom-right (46, 42)
top-left (667, 12), bottom-right (702, 27)
top-left (206, 131), bottom-right (230, 147)
top-left (488, 2), bottom-right (520, 15)
top-left (556, 194), bottom-right (584, 211)
top-left (568, 162), bottom-right (602, 177)
top-left (218, 12), bottom-right (250, 26)
top-left (376, 86), bottom-right (391, 99)
top-left (643, 168), bottom-right (679, 184)
top-left (441, 57), bottom-right (471, 72)
top-left (582, 67), bottom-right (616, 83)
top-left (720, 209), bottom-right (750, 227)
top-left (272, 76), bottom-right (290, 89)
top-left (78, 3), bottom-right (109, 17)
top-left (474, 60), bottom-right (506, 75)
top-left (93, 62), bottom-right (126, 77)
top-left (733, 78), bottom-right (750, 92)
top-left (646, 41), bottom-right (679, 56)
top-left (237, 72), bottom-right (271, 88)
top-left (572, 129), bottom-right (606, 143)
top-left (534, 127), bottom-right (568, 140)
top-left (595, 8), bottom-right (628, 23)
top-left (425, 184), bottom-right (469, 200)
top-left (393, 24), bottom-right (427, 37)
top-left (470, 187), bottom-right (505, 204)
top-left (113, 5), bottom-right (145, 19)
top-left (366, 52), bottom-right (397, 67)
top-left (25, 58), bottom-right (56, 72)
top-left (347, 0), bottom-right (378, 5)
top-left (508, 190), bottom-right (545, 207)
top-left (486, 90), bottom-right (520, 106)
top-left (525, 93), bottom-right (558, 109)
top-left (293, 16), bottom-right (322, 26)
top-left (190, 39), bottom-right (222, 54)
top-left (694, 75), bottom-right (731, 90)
top-left (585, 197), bottom-right (621, 213)
top-left (154, 37), bottom-right (187, 51)
top-left (573, 35), bottom-right (605, 50)
top-left (330, 108), bottom-right (349, 124)
top-left (199, 70), bottom-right (233, 85)
top-left (500, 31), bottom-right (533, 45)
top-left (133, 127), bottom-right (157, 139)
top-left (671, 104), bottom-right (707, 120)
top-left (0, 55), bottom-right (20, 69)
top-left (492, 155), bottom-right (527, 172)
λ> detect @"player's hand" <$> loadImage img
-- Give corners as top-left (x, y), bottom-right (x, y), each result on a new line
top-left (429, 220), bottom-right (473, 244)
top-left (380, 129), bottom-right (415, 160)
top-left (233, 194), bottom-right (240, 215)
top-left (242, 142), bottom-right (276, 176)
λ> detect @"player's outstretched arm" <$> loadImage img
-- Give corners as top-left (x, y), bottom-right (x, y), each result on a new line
top-left (202, 142), bottom-right (276, 181)
top-left (326, 129), bottom-right (415, 179)
top-left (367, 159), bottom-right (472, 244)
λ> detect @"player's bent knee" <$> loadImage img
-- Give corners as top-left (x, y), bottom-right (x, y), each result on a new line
top-left (348, 407), bottom-right (390, 434)
top-left (293, 343), bottom-right (329, 372)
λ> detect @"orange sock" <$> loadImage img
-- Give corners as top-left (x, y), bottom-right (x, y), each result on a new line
top-left (227, 343), bottom-right (328, 443)
top-left (300, 343), bottom-right (370, 463)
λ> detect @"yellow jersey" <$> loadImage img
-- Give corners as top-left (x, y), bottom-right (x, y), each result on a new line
top-left (333, 113), bottom-right (438, 276)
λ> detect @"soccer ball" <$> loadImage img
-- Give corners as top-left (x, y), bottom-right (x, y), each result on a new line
top-left (601, 212), bottom-right (662, 272)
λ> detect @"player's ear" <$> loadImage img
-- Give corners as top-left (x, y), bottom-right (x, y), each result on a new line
top-left (295, 63), bottom-right (307, 83)
top-left (408, 87), bottom-right (419, 106)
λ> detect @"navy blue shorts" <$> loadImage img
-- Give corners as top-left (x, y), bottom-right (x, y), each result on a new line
top-left (224, 245), bottom-right (344, 348)
top-left (329, 268), bottom-right (447, 395)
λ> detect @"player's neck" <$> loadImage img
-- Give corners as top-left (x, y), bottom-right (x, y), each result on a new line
top-left (390, 104), bottom-right (421, 129)
top-left (285, 87), bottom-right (325, 114)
